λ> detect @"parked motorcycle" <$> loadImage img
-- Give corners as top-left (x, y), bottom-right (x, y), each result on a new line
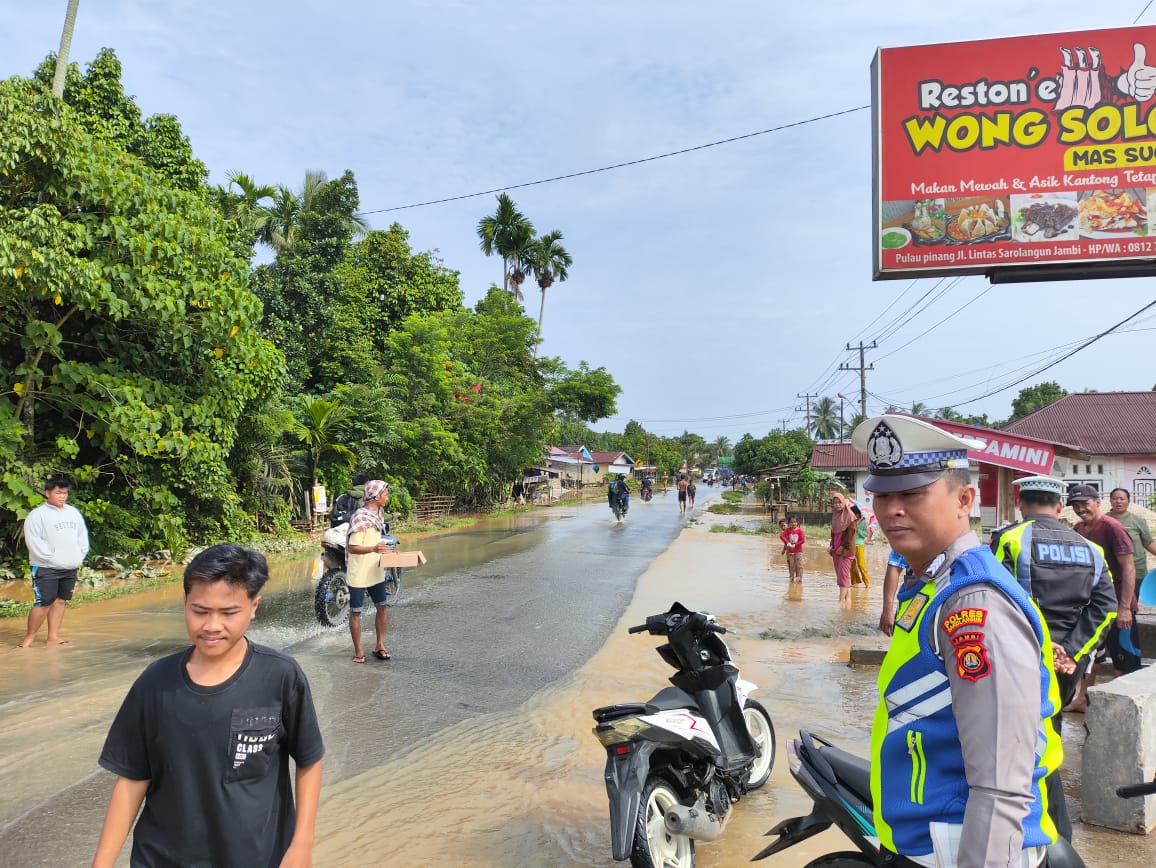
top-left (313, 522), bottom-right (402, 627)
top-left (592, 602), bottom-right (776, 867)
top-left (753, 729), bottom-right (1085, 867)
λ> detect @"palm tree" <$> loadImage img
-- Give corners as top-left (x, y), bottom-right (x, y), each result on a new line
top-left (711, 435), bottom-right (731, 457)
top-left (812, 397), bottom-right (840, 440)
top-left (503, 223), bottom-right (537, 302)
top-left (527, 230), bottom-right (572, 335)
top-left (910, 401), bottom-right (928, 416)
top-left (288, 396), bottom-right (356, 521)
top-left (212, 170), bottom-right (275, 244)
top-left (477, 193), bottom-right (534, 293)
top-left (51, 0), bottom-right (81, 98)
top-left (262, 171), bottom-right (369, 253)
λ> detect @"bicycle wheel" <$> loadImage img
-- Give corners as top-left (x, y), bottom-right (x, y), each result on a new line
top-left (383, 567), bottom-right (402, 606)
top-left (314, 568), bottom-right (350, 626)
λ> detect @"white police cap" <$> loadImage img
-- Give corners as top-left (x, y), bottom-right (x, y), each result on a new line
top-left (1012, 475), bottom-right (1066, 496)
top-left (851, 414), bottom-right (984, 493)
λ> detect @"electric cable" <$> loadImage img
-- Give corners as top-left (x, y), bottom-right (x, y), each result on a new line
top-left (359, 106), bottom-right (870, 213)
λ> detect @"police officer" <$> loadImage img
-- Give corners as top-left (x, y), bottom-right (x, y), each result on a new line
top-left (853, 415), bottom-right (1064, 868)
top-left (990, 475), bottom-right (1116, 841)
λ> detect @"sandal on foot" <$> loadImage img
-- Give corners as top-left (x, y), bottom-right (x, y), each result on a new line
top-left (352, 654), bottom-right (367, 664)
top-left (371, 649), bottom-right (392, 661)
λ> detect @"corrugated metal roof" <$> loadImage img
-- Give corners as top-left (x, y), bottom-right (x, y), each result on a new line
top-left (1002, 391), bottom-right (1156, 455)
top-left (810, 443), bottom-right (867, 469)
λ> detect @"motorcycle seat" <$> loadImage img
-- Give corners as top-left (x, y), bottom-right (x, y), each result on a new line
top-left (592, 687), bottom-right (699, 722)
top-left (645, 685), bottom-right (699, 713)
top-left (820, 744), bottom-right (873, 804)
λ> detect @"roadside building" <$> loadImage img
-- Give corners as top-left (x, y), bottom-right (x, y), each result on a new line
top-left (1002, 391), bottom-right (1156, 508)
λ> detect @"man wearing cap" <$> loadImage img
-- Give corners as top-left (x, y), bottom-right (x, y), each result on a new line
top-left (344, 480), bottom-right (394, 663)
top-left (989, 475), bottom-right (1117, 841)
top-left (854, 415), bottom-right (1064, 868)
top-left (1068, 483), bottom-right (1139, 690)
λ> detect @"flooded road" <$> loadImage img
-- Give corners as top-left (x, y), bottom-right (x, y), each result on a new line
top-left (2, 492), bottom-right (1151, 866)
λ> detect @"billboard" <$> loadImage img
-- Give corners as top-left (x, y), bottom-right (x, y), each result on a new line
top-left (873, 25), bottom-right (1156, 281)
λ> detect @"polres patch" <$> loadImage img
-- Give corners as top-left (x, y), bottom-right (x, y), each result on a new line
top-left (951, 631), bottom-right (991, 682)
top-left (942, 607), bottom-right (988, 635)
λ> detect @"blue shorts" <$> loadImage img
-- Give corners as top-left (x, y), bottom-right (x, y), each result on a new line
top-left (348, 581), bottom-right (388, 613)
top-left (32, 568), bottom-right (78, 607)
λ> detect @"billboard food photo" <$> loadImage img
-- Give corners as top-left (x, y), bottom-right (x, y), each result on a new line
top-left (873, 25), bottom-right (1156, 279)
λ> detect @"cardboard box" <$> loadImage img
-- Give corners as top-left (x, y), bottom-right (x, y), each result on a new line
top-left (378, 550), bottom-right (426, 568)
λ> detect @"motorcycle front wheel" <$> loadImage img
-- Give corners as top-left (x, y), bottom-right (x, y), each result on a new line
top-left (383, 567), bottom-right (402, 606)
top-left (803, 854), bottom-right (875, 867)
top-left (742, 699), bottom-right (776, 790)
top-left (631, 775), bottom-right (695, 868)
top-left (314, 568), bottom-right (350, 627)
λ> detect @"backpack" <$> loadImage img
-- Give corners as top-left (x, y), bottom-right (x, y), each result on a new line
top-left (330, 492), bottom-right (359, 527)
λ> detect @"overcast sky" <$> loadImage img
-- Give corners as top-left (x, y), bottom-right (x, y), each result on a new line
top-left (5, 1), bottom-right (1156, 442)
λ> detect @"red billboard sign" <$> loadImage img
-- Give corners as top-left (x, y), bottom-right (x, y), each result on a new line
top-left (931, 419), bottom-right (1056, 475)
top-left (873, 26), bottom-right (1156, 280)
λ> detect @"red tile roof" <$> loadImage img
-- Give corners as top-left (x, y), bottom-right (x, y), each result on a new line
top-left (1002, 391), bottom-right (1156, 455)
top-left (810, 443), bottom-right (867, 469)
top-left (589, 451), bottom-right (634, 465)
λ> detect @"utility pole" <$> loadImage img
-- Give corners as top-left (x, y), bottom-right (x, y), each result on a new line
top-left (839, 341), bottom-right (876, 420)
top-left (837, 394), bottom-right (848, 441)
top-left (777, 418), bottom-right (790, 434)
top-left (796, 392), bottom-right (817, 437)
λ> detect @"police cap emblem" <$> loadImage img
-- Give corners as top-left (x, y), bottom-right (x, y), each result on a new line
top-left (867, 420), bottom-right (903, 469)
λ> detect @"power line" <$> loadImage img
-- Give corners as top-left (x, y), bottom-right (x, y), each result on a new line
top-left (1136, 0), bottom-right (1155, 24)
top-left (359, 105), bottom-right (870, 213)
top-left (942, 298), bottom-right (1156, 410)
top-left (875, 279), bottom-right (992, 362)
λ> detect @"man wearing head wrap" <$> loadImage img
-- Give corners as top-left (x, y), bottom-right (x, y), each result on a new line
top-left (856, 415), bottom-right (1067, 868)
top-left (344, 480), bottom-right (393, 663)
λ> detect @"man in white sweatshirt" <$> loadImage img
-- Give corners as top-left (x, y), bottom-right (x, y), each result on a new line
top-left (18, 475), bottom-right (89, 647)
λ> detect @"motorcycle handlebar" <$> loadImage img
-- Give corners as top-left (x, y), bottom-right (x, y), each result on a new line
top-left (1116, 781), bottom-right (1156, 798)
top-left (627, 624), bottom-right (648, 634)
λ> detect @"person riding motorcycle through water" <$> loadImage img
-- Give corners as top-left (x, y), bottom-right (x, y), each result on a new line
top-left (608, 473), bottom-right (630, 514)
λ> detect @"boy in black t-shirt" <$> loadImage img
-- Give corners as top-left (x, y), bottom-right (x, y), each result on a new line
top-left (94, 544), bottom-right (325, 868)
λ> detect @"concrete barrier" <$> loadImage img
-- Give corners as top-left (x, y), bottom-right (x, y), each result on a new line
top-left (1081, 665), bottom-right (1156, 834)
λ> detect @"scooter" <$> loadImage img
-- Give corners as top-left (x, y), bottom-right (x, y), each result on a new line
top-left (313, 522), bottom-right (401, 627)
top-left (593, 602), bottom-right (776, 867)
top-left (753, 730), bottom-right (1085, 867)
top-left (640, 482), bottom-right (654, 502)
top-left (610, 491), bottom-right (630, 521)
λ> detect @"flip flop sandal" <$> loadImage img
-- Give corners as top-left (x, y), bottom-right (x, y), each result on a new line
top-left (352, 654), bottom-right (367, 664)
top-left (371, 649), bottom-right (392, 661)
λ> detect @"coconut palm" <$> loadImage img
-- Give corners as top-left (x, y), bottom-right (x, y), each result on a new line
top-left (262, 171), bottom-right (369, 253)
top-left (527, 230), bottom-right (572, 333)
top-left (51, 0), bottom-right (81, 98)
top-left (477, 193), bottom-right (534, 293)
top-left (711, 435), bottom-right (731, 457)
top-left (288, 395), bottom-right (356, 521)
top-left (812, 397), bottom-right (840, 440)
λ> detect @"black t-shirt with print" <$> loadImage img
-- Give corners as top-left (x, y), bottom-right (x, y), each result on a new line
top-left (99, 641), bottom-right (325, 868)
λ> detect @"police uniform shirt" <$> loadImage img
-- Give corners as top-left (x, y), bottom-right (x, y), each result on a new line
top-left (905, 531), bottom-right (1049, 868)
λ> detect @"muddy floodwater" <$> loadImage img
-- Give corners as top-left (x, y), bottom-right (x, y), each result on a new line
top-left (1, 496), bottom-right (1152, 866)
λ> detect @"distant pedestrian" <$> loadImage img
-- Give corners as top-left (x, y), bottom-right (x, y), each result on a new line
top-left (676, 475), bottom-right (688, 514)
top-left (18, 474), bottom-right (89, 648)
top-left (512, 479), bottom-right (525, 505)
top-left (686, 477), bottom-right (697, 509)
top-left (781, 517), bottom-right (806, 582)
top-left (829, 491), bottom-right (857, 607)
top-left (849, 503), bottom-right (870, 587)
top-left (1108, 488), bottom-right (1156, 596)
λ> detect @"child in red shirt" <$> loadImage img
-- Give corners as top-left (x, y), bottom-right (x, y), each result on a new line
top-left (780, 517), bottom-right (806, 582)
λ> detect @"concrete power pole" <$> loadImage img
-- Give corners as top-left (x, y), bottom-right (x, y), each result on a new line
top-left (797, 392), bottom-right (817, 438)
top-left (839, 341), bottom-right (876, 420)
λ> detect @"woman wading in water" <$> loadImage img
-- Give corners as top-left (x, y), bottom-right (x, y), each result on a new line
top-left (828, 492), bottom-right (858, 607)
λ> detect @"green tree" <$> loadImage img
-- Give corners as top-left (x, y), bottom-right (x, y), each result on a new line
top-left (544, 359), bottom-right (621, 423)
top-left (288, 395), bottom-right (355, 520)
top-left (0, 76), bottom-right (282, 554)
top-left (1008, 381), bottom-right (1067, 422)
top-left (477, 193), bottom-right (533, 294)
top-left (528, 230), bottom-right (572, 335)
